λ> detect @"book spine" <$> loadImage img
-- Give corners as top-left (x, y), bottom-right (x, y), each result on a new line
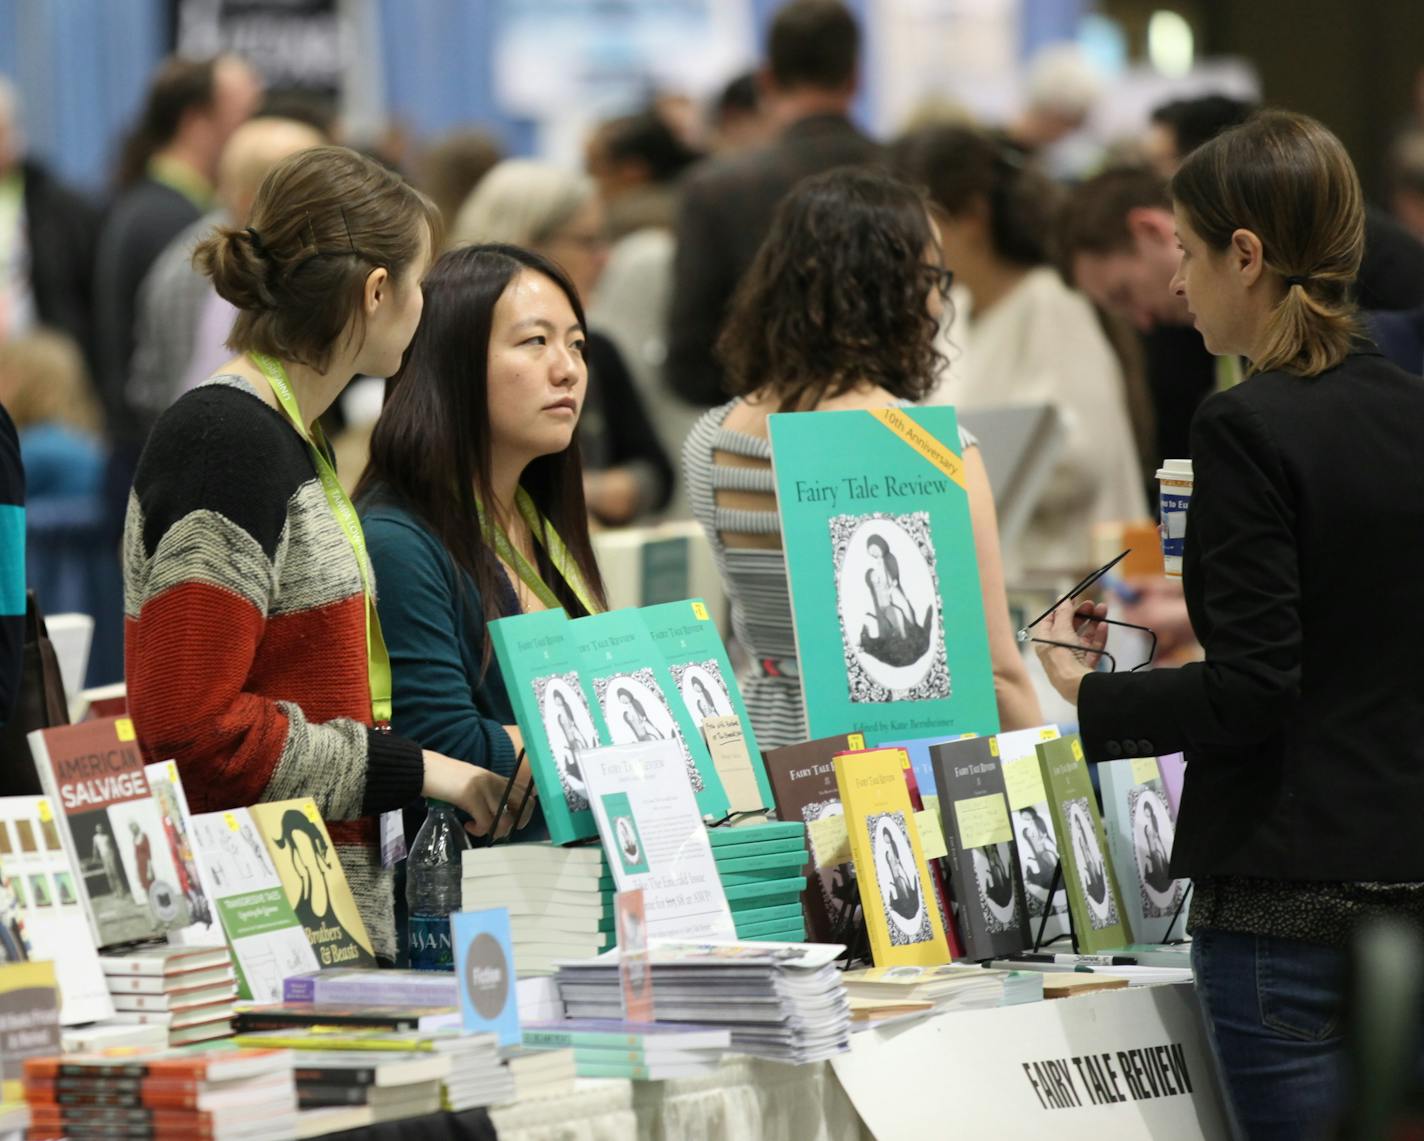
top-left (297, 1084), bottom-right (367, 1107)
top-left (283, 974), bottom-right (317, 1002)
top-left (292, 1066), bottom-right (377, 1087)
top-left (307, 980), bottom-right (458, 1007)
top-left (232, 1012), bottom-right (423, 1032)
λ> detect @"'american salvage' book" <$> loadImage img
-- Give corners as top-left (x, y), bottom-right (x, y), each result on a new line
top-left (835, 748), bottom-right (950, 967)
top-left (768, 406), bottom-right (998, 745)
top-left (28, 718), bottom-right (185, 948)
top-left (1035, 736), bottom-right (1130, 954)
top-left (928, 737), bottom-right (1030, 960)
top-left (489, 608), bottom-right (609, 844)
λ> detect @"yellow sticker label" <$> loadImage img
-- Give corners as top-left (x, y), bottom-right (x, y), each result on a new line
top-left (115, 719), bottom-right (136, 742)
top-left (1131, 756), bottom-right (1161, 785)
top-left (847, 733), bottom-right (865, 751)
top-left (165, 760), bottom-right (179, 782)
top-left (1002, 757), bottom-right (1048, 812)
top-left (868, 407), bottom-right (966, 490)
top-left (36, 800), bottom-right (52, 824)
top-left (1040, 726), bottom-right (1060, 741)
top-left (807, 814), bottom-right (851, 869)
top-left (914, 809), bottom-right (948, 861)
top-left (224, 812), bottom-right (240, 832)
top-left (303, 801), bottom-right (321, 824)
top-left (953, 793), bottom-right (1013, 849)
top-left (1071, 739), bottom-right (1085, 762)
top-left (960, 732), bottom-right (977, 740)
top-left (989, 737), bottom-right (1000, 757)
top-left (691, 601), bottom-right (710, 621)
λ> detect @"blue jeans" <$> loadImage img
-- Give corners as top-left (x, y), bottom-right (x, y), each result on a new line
top-left (1191, 928), bottom-right (1346, 1141)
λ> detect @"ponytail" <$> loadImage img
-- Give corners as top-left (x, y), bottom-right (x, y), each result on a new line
top-left (1253, 278), bottom-right (1359, 377)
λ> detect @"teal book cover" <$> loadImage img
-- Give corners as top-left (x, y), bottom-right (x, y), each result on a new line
top-left (489, 609), bottom-right (609, 844)
top-left (569, 611), bottom-right (731, 822)
top-left (768, 407), bottom-right (998, 745)
top-left (1035, 736), bottom-right (1131, 954)
top-left (641, 598), bottom-right (773, 810)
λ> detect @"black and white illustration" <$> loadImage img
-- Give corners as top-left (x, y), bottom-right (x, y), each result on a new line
top-left (970, 841), bottom-right (1020, 934)
top-left (71, 804), bottom-right (181, 943)
top-left (533, 672), bottom-right (600, 814)
top-left (1065, 797), bottom-right (1118, 930)
top-left (1129, 785), bottom-right (1184, 916)
top-left (595, 669), bottom-right (704, 792)
top-left (669, 659), bottom-right (736, 726)
top-left (831, 512), bottom-right (950, 704)
top-left (869, 811), bottom-right (932, 946)
top-left (1014, 803), bottom-right (1067, 920)
top-left (802, 801), bottom-right (860, 934)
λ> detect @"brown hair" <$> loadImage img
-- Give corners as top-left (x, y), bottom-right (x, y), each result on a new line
top-left (717, 166), bottom-right (944, 412)
top-left (116, 56), bottom-right (218, 189)
top-left (768, 1), bottom-right (859, 91)
top-left (0, 330), bottom-right (102, 435)
top-left (1170, 110), bottom-right (1363, 377)
top-left (193, 146), bottom-right (441, 373)
top-left (891, 126), bottom-right (1056, 267)
top-left (1056, 165), bottom-right (1170, 263)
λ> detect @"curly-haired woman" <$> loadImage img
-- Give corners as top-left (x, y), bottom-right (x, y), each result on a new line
top-left (683, 166), bottom-right (1041, 748)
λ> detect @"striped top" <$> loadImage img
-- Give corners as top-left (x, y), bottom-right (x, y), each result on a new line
top-left (123, 376), bottom-right (426, 960)
top-left (683, 400), bottom-right (976, 749)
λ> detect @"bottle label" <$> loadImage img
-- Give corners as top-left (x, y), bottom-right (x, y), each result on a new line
top-left (408, 913), bottom-right (456, 971)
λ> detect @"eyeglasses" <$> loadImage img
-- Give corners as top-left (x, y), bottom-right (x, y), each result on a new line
top-left (1017, 549), bottom-right (1157, 673)
top-left (926, 265), bottom-right (955, 297)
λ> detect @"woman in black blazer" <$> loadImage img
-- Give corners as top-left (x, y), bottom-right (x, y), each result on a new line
top-left (1038, 110), bottom-right (1424, 1140)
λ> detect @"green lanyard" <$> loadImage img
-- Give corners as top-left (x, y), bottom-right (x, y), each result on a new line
top-left (480, 489), bottom-right (602, 616)
top-left (249, 353), bottom-right (393, 724)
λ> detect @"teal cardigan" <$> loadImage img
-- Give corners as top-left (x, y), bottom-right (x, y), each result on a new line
top-left (361, 493), bottom-right (520, 782)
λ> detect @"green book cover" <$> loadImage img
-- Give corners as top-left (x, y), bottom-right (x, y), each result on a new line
top-left (707, 821), bottom-right (806, 848)
top-left (728, 901), bottom-right (805, 927)
top-left (768, 407), bottom-right (998, 745)
top-left (713, 852), bottom-right (810, 879)
top-left (724, 877), bottom-right (807, 906)
top-left (570, 610), bottom-right (730, 822)
top-left (489, 609), bottom-right (610, 844)
top-left (642, 598), bottom-right (773, 810)
top-left (1035, 736), bottom-right (1131, 954)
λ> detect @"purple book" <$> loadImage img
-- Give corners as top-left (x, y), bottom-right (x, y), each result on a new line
top-left (1157, 754), bottom-right (1186, 819)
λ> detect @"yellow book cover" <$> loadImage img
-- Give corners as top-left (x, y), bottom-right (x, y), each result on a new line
top-left (247, 800), bottom-right (375, 969)
top-left (835, 749), bottom-right (950, 967)
top-left (0, 959), bottom-right (59, 1102)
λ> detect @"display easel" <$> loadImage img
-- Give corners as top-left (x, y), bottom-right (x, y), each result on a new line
top-left (828, 864), bottom-right (869, 968)
top-left (1161, 881), bottom-right (1193, 945)
top-left (1031, 860), bottom-right (1079, 954)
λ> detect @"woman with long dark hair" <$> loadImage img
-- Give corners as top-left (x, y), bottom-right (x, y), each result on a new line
top-left (357, 244), bottom-right (606, 834)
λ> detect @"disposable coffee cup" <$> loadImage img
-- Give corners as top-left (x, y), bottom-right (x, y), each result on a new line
top-left (1155, 460), bottom-right (1193, 577)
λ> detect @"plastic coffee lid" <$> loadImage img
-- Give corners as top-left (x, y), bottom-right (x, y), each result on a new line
top-left (1155, 459), bottom-right (1193, 479)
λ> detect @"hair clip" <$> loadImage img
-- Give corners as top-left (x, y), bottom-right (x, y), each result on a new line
top-left (339, 206), bottom-right (359, 254)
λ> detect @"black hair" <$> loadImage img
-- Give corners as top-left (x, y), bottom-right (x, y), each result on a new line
top-left (1150, 94), bottom-right (1256, 158)
top-left (768, 1), bottom-right (859, 91)
top-left (598, 111), bottom-right (701, 185)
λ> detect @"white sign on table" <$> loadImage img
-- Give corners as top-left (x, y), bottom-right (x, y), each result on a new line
top-left (581, 741), bottom-right (736, 941)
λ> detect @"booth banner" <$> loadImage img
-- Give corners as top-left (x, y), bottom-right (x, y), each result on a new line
top-left (832, 982), bottom-right (1230, 1139)
top-left (173, 0), bottom-right (348, 95)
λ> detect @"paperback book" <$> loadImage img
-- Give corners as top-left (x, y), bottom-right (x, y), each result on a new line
top-left (996, 726), bottom-right (1068, 943)
top-left (928, 737), bottom-right (1030, 960)
top-left (762, 734), bottom-right (863, 944)
top-left (768, 406), bottom-right (998, 744)
top-left (570, 610), bottom-right (729, 821)
top-left (642, 598), bottom-right (773, 810)
top-left (488, 608), bottom-right (609, 844)
top-left (188, 808), bottom-right (319, 1002)
top-left (0, 796), bottom-right (112, 1024)
top-left (27, 718), bottom-right (185, 947)
top-left (834, 748), bottom-right (950, 967)
top-left (248, 800), bottom-right (376, 969)
top-left (142, 761), bottom-right (220, 946)
top-left (1099, 758), bottom-right (1189, 943)
top-left (1035, 736), bottom-right (1130, 954)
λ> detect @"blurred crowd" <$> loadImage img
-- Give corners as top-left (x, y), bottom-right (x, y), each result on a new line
top-left (5, 0), bottom-right (1424, 686)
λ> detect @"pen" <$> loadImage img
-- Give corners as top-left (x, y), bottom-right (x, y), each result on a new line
top-left (1011, 952), bottom-right (1140, 967)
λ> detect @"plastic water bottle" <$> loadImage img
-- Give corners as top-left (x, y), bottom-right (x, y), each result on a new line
top-left (406, 800), bottom-right (468, 971)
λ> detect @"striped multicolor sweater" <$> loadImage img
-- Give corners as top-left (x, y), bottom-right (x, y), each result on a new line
top-left (123, 376), bottom-right (425, 959)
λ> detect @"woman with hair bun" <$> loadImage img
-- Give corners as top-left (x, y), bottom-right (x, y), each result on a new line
top-left (1036, 111), bottom-right (1424, 1136)
top-left (124, 146), bottom-right (526, 963)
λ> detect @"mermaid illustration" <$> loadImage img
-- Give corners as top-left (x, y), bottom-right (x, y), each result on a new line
top-left (859, 534), bottom-right (933, 667)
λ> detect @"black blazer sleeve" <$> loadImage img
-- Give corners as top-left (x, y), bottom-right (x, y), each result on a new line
top-left (1078, 391), bottom-right (1302, 760)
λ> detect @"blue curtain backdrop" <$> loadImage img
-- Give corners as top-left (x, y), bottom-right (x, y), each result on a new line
top-left (0, 0), bottom-right (166, 194)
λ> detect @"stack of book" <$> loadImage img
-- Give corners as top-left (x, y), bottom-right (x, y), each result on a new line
top-left (522, 1019), bottom-right (731, 1080)
top-left (842, 964), bottom-right (1008, 1024)
top-left (61, 1021), bottom-right (169, 1052)
top-left (710, 822), bottom-right (810, 943)
top-left (234, 1002), bottom-right (459, 1035)
top-left (291, 1050), bottom-right (447, 1129)
top-left (233, 1026), bottom-right (512, 1114)
top-left (502, 1047), bottom-right (575, 1103)
top-left (100, 945), bottom-right (236, 1047)
top-left (22, 1046), bottom-right (297, 1140)
top-left (556, 941), bottom-right (850, 1063)
top-left (461, 844), bottom-right (610, 975)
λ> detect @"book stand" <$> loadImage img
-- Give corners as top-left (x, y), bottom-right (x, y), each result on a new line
top-left (1160, 881), bottom-right (1193, 945)
top-left (1030, 860), bottom-right (1079, 954)
top-left (828, 866), bottom-right (869, 968)
top-left (481, 749), bottom-right (538, 848)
